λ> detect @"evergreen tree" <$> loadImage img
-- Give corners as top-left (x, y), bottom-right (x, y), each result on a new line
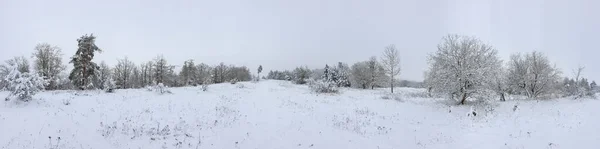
top-left (4, 64), bottom-right (45, 102)
top-left (180, 59), bottom-right (197, 86)
top-left (322, 65), bottom-right (330, 80)
top-left (69, 34), bottom-right (102, 90)
top-left (257, 65), bottom-right (263, 81)
top-left (335, 62), bottom-right (351, 87)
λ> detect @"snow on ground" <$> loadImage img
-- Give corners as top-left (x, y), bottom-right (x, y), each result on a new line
top-left (1, 80), bottom-right (599, 149)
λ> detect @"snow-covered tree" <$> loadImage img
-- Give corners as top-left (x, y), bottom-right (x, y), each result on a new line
top-left (131, 66), bottom-right (141, 88)
top-left (367, 57), bottom-right (387, 89)
top-left (94, 61), bottom-right (111, 90)
top-left (113, 57), bottom-right (136, 89)
top-left (381, 44), bottom-right (401, 93)
top-left (1, 57), bottom-right (31, 90)
top-left (103, 77), bottom-right (116, 93)
top-left (267, 70), bottom-right (292, 80)
top-left (4, 64), bottom-right (45, 102)
top-left (350, 61), bottom-right (370, 89)
top-left (31, 43), bottom-right (66, 90)
top-left (69, 34), bottom-right (102, 90)
top-left (507, 51), bottom-right (561, 98)
top-left (335, 62), bottom-right (351, 87)
top-left (152, 55), bottom-right (170, 85)
top-left (1, 56), bottom-right (30, 74)
top-left (257, 65), bottom-right (263, 81)
top-left (591, 81), bottom-right (598, 93)
top-left (425, 35), bottom-right (502, 104)
top-left (212, 62), bottom-right (229, 83)
top-left (489, 65), bottom-right (508, 101)
top-left (195, 63), bottom-right (212, 85)
top-left (202, 75), bottom-right (212, 91)
top-left (180, 59), bottom-right (197, 86)
top-left (293, 66), bottom-right (311, 84)
top-left (140, 61), bottom-right (154, 87)
top-left (506, 53), bottom-right (529, 95)
top-left (350, 59), bottom-right (386, 89)
top-left (227, 66), bottom-right (252, 82)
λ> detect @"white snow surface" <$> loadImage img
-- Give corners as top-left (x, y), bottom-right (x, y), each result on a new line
top-left (1, 80), bottom-right (598, 149)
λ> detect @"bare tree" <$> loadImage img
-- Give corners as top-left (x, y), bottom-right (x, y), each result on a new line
top-left (95, 61), bottom-right (112, 90)
top-left (140, 61), bottom-right (154, 87)
top-left (31, 43), bottom-right (66, 90)
top-left (113, 57), bottom-right (136, 89)
top-left (425, 35), bottom-right (502, 104)
top-left (381, 44), bottom-right (401, 93)
top-left (211, 62), bottom-right (229, 83)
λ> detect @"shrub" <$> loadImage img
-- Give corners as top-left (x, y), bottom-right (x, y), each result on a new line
top-left (309, 80), bottom-right (338, 93)
top-left (4, 66), bottom-right (45, 102)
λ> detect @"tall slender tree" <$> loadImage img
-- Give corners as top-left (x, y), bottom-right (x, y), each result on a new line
top-left (257, 65), bottom-right (263, 81)
top-left (381, 44), bottom-right (401, 93)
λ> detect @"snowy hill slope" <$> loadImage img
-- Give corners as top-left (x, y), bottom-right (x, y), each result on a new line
top-left (1, 80), bottom-right (599, 149)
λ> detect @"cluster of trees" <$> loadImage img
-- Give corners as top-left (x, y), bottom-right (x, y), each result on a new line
top-left (266, 45), bottom-right (402, 93)
top-left (424, 34), bottom-right (597, 104)
top-left (0, 34), bottom-right (255, 97)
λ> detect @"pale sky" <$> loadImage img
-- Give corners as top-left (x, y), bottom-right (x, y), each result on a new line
top-left (1, 0), bottom-right (598, 82)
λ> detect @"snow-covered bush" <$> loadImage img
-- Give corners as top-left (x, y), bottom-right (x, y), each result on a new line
top-left (4, 65), bottom-right (45, 102)
top-left (230, 78), bottom-right (238, 84)
top-left (157, 83), bottom-right (171, 94)
top-left (308, 79), bottom-right (338, 93)
top-left (236, 83), bottom-right (245, 88)
top-left (381, 93), bottom-right (402, 102)
top-left (103, 78), bottom-right (116, 93)
top-left (202, 76), bottom-right (212, 91)
top-left (149, 83), bottom-right (171, 94)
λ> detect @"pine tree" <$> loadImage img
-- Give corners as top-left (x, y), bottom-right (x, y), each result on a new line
top-left (322, 65), bottom-right (330, 81)
top-left (69, 34), bottom-right (102, 90)
top-left (180, 59), bottom-right (197, 86)
top-left (257, 65), bottom-right (263, 81)
top-left (332, 62), bottom-right (350, 87)
top-left (591, 81), bottom-right (597, 92)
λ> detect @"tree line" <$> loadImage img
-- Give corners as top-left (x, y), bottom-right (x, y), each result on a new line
top-left (0, 34), bottom-right (253, 92)
top-left (1, 33), bottom-right (598, 104)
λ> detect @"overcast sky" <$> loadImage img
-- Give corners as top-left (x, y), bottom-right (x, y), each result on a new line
top-left (1, 0), bottom-right (598, 81)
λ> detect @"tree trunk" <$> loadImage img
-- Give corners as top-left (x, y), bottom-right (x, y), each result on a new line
top-left (460, 92), bottom-right (467, 105)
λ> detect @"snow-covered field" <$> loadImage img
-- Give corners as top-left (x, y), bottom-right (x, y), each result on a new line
top-left (1, 80), bottom-right (598, 149)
